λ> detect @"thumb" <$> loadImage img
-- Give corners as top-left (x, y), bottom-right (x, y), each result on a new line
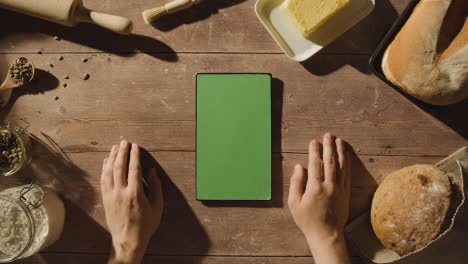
top-left (288, 164), bottom-right (305, 208)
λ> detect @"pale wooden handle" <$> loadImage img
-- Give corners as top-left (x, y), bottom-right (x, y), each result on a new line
top-left (75, 7), bottom-right (133, 35)
top-left (88, 11), bottom-right (133, 35)
top-left (166, 0), bottom-right (200, 13)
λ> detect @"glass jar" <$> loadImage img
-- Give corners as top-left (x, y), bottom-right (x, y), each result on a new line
top-left (0, 184), bottom-right (65, 262)
top-left (0, 123), bottom-right (32, 177)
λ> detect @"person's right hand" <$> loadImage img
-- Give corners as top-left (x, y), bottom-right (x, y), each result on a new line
top-left (288, 133), bottom-right (351, 264)
top-left (101, 141), bottom-right (164, 264)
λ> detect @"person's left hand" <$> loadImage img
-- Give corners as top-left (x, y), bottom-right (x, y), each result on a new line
top-left (101, 141), bottom-right (164, 264)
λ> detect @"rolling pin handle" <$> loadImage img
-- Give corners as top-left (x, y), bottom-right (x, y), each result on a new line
top-left (75, 6), bottom-right (133, 35)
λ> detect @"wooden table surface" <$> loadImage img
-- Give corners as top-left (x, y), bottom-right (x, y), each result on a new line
top-left (0, 0), bottom-right (467, 263)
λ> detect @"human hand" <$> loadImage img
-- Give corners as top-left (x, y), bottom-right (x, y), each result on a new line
top-left (288, 133), bottom-right (351, 263)
top-left (101, 141), bottom-right (164, 264)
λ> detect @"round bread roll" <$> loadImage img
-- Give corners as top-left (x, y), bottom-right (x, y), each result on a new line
top-left (371, 164), bottom-right (452, 256)
top-left (381, 0), bottom-right (468, 105)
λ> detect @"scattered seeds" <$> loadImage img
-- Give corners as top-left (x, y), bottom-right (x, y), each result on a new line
top-left (64, 75), bottom-right (69, 80)
top-left (83, 73), bottom-right (90, 80)
top-left (49, 63), bottom-right (54, 67)
top-left (54, 36), bottom-right (60, 40)
top-left (35, 50), bottom-right (42, 54)
top-left (62, 83), bottom-right (67, 88)
top-left (58, 56), bottom-right (64, 60)
top-left (54, 96), bottom-right (59, 100)
top-left (81, 58), bottom-right (88, 63)
top-left (8, 58), bottom-right (33, 84)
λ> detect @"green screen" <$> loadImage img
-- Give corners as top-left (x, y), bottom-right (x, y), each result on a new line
top-left (196, 73), bottom-right (271, 200)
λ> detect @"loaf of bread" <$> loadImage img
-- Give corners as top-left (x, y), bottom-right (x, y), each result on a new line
top-left (381, 0), bottom-right (468, 105)
top-left (371, 164), bottom-right (452, 256)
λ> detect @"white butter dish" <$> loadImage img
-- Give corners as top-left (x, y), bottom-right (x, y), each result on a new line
top-left (255, 0), bottom-right (375, 61)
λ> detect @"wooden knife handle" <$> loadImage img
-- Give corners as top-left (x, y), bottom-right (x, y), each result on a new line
top-left (75, 6), bottom-right (133, 35)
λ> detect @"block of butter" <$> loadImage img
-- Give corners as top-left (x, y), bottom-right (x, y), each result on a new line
top-left (281, 0), bottom-right (351, 37)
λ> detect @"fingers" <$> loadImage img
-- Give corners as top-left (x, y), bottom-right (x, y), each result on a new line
top-left (288, 165), bottom-right (306, 207)
top-left (114, 140), bottom-right (130, 187)
top-left (128, 144), bottom-right (143, 191)
top-left (335, 137), bottom-right (346, 186)
top-left (323, 133), bottom-right (337, 185)
top-left (307, 140), bottom-right (322, 182)
top-left (148, 168), bottom-right (164, 209)
top-left (101, 145), bottom-right (118, 189)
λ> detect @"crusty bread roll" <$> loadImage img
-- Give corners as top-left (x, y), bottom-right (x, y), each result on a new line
top-left (371, 164), bottom-right (452, 256)
top-left (381, 0), bottom-right (468, 105)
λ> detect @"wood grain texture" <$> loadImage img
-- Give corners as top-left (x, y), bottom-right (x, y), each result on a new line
top-left (0, 53), bottom-right (465, 156)
top-left (0, 148), bottom-right (441, 256)
top-left (1, 0), bottom-right (467, 262)
top-left (13, 254), bottom-right (371, 264)
top-left (0, 0), bottom-right (407, 54)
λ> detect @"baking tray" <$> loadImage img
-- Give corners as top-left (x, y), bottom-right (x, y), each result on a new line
top-left (368, 0), bottom-right (442, 109)
top-left (256, 0), bottom-right (375, 62)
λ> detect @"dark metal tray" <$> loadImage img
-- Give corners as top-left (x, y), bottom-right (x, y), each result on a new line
top-left (368, 0), bottom-right (442, 109)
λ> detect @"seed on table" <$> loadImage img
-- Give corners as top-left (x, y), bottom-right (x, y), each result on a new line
top-left (50, 64), bottom-right (54, 67)
top-left (35, 50), bottom-right (42, 54)
top-left (54, 96), bottom-right (59, 100)
top-left (58, 56), bottom-right (64, 60)
top-left (83, 73), bottom-right (90, 80)
top-left (81, 58), bottom-right (88, 63)
top-left (64, 75), bottom-right (69, 79)
top-left (54, 36), bottom-right (60, 40)
top-left (63, 83), bottom-right (67, 88)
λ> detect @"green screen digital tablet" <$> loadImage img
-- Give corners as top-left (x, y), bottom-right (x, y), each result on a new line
top-left (196, 73), bottom-right (271, 200)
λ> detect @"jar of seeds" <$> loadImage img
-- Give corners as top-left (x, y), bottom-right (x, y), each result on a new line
top-left (0, 124), bottom-right (32, 177)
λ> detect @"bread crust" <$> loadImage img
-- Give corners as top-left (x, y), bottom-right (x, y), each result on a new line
top-left (371, 164), bottom-right (451, 256)
top-left (382, 0), bottom-right (468, 105)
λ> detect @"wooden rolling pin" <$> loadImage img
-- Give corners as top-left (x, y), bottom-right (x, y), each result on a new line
top-left (0, 0), bottom-right (133, 35)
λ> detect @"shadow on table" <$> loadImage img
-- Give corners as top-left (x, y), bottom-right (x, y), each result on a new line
top-left (140, 149), bottom-right (211, 261)
top-left (0, 9), bottom-right (177, 62)
top-left (19, 133), bottom-right (97, 212)
top-left (301, 0), bottom-right (398, 75)
top-left (151, 0), bottom-right (248, 32)
top-left (0, 68), bottom-right (60, 120)
top-left (201, 78), bottom-right (284, 208)
top-left (414, 99), bottom-right (468, 141)
top-left (46, 201), bottom-right (111, 254)
top-left (347, 143), bottom-right (378, 221)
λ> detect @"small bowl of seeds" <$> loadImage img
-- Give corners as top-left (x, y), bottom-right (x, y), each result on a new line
top-left (0, 123), bottom-right (32, 176)
top-left (8, 57), bottom-right (34, 85)
top-left (1, 57), bottom-right (35, 108)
